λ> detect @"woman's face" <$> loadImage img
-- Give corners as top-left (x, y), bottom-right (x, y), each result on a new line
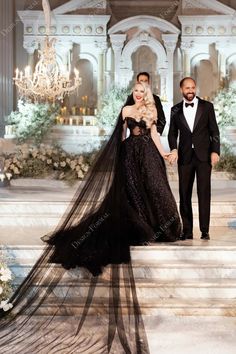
top-left (133, 84), bottom-right (145, 104)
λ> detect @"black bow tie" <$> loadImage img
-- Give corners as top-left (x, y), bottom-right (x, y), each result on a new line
top-left (185, 102), bottom-right (194, 108)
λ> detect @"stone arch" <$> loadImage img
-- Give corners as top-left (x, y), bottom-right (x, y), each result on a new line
top-left (108, 15), bottom-right (180, 35)
top-left (121, 36), bottom-right (167, 71)
top-left (79, 52), bottom-right (98, 73)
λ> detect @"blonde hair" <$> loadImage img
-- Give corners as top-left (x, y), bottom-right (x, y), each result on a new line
top-left (133, 82), bottom-right (157, 128)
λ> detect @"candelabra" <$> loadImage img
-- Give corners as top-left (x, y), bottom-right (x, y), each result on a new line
top-left (14, 36), bottom-right (82, 103)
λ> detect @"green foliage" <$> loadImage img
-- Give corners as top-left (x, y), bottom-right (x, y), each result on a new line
top-left (6, 99), bottom-right (60, 144)
top-left (214, 144), bottom-right (236, 178)
top-left (97, 86), bottom-right (130, 127)
top-left (214, 87), bottom-right (236, 127)
top-left (0, 255), bottom-right (13, 312)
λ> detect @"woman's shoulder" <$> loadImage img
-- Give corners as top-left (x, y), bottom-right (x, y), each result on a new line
top-left (122, 105), bottom-right (134, 118)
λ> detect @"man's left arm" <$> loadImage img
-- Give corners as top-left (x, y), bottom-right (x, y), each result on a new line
top-left (208, 103), bottom-right (220, 166)
top-left (154, 96), bottom-right (166, 135)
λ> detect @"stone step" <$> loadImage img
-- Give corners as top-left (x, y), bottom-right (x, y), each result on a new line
top-left (3, 245), bottom-right (236, 317)
top-left (3, 245), bottom-right (236, 263)
top-left (11, 277), bottom-right (236, 300)
top-left (9, 260), bottom-right (236, 280)
top-left (22, 298), bottom-right (236, 317)
top-left (0, 201), bottom-right (235, 226)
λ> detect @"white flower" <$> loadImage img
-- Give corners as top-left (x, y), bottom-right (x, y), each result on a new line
top-left (6, 173), bottom-right (12, 180)
top-left (0, 174), bottom-right (5, 182)
top-left (78, 156), bottom-right (84, 164)
top-left (60, 161), bottom-right (66, 167)
top-left (70, 160), bottom-right (76, 170)
top-left (53, 162), bottom-right (59, 168)
top-left (66, 158), bottom-right (71, 163)
top-left (13, 167), bottom-right (20, 175)
top-left (77, 170), bottom-right (84, 179)
top-left (0, 300), bottom-right (13, 312)
top-left (0, 267), bottom-right (12, 282)
top-left (47, 159), bottom-right (52, 164)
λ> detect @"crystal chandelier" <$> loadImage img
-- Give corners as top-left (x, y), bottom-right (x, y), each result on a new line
top-left (13, 0), bottom-right (82, 103)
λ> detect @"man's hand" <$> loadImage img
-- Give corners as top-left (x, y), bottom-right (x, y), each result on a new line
top-left (211, 152), bottom-right (220, 167)
top-left (168, 149), bottom-right (178, 165)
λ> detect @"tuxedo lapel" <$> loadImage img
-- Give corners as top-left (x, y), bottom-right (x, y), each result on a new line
top-left (179, 104), bottom-right (191, 131)
top-left (193, 98), bottom-right (204, 131)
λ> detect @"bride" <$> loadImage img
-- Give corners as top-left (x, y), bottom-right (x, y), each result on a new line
top-left (0, 82), bottom-right (181, 353)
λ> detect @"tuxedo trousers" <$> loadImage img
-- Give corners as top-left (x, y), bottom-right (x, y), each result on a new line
top-left (178, 149), bottom-right (212, 235)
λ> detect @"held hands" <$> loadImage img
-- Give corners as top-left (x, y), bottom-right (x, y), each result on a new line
top-left (167, 149), bottom-right (178, 165)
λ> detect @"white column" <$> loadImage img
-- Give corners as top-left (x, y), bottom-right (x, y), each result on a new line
top-left (162, 34), bottom-right (179, 105)
top-left (215, 42), bottom-right (228, 87)
top-left (159, 68), bottom-right (168, 100)
top-left (95, 41), bottom-right (108, 109)
top-left (55, 41), bottom-right (73, 71)
top-left (0, 0), bottom-right (14, 137)
top-left (180, 40), bottom-right (194, 78)
top-left (109, 34), bottom-right (126, 85)
top-left (23, 39), bottom-right (38, 68)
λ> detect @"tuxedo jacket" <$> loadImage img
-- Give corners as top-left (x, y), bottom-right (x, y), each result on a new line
top-left (124, 93), bottom-right (166, 135)
top-left (168, 97), bottom-right (220, 165)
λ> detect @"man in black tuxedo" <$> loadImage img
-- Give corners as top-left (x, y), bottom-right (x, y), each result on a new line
top-left (124, 72), bottom-right (166, 135)
top-left (168, 77), bottom-right (220, 240)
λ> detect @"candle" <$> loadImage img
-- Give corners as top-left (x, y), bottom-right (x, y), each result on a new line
top-left (71, 106), bottom-right (76, 115)
top-left (74, 68), bottom-right (79, 80)
top-left (25, 66), bottom-right (30, 78)
top-left (69, 117), bottom-right (73, 125)
top-left (59, 117), bottom-right (64, 125)
top-left (94, 108), bottom-right (97, 116)
top-left (79, 107), bottom-right (83, 115)
top-left (15, 68), bottom-right (19, 79)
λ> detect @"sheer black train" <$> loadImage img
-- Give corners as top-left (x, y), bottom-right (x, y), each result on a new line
top-left (0, 112), bottom-right (181, 353)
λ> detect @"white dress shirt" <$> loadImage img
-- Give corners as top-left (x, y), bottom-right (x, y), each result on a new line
top-left (183, 96), bottom-right (198, 133)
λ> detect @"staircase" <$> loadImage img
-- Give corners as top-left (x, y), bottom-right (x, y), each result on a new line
top-left (2, 243), bottom-right (236, 317)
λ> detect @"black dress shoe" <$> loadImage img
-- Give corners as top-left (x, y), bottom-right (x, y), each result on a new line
top-left (177, 233), bottom-right (193, 241)
top-left (201, 232), bottom-right (210, 240)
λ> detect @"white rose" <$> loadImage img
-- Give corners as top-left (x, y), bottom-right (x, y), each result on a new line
top-left (0, 267), bottom-right (12, 281)
top-left (47, 159), bottom-right (52, 164)
top-left (60, 161), bottom-right (66, 167)
top-left (53, 162), bottom-right (59, 168)
top-left (77, 170), bottom-right (84, 179)
top-left (0, 174), bottom-right (5, 182)
top-left (6, 173), bottom-right (12, 180)
top-left (0, 299), bottom-right (13, 312)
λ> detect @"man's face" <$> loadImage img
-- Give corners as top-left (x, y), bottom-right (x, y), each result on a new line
top-left (138, 75), bottom-right (149, 85)
top-left (180, 79), bottom-right (196, 102)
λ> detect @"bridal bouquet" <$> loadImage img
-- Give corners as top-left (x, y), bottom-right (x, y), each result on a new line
top-left (0, 261), bottom-right (13, 312)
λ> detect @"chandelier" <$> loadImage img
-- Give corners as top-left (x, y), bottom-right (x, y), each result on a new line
top-left (13, 0), bottom-right (82, 103)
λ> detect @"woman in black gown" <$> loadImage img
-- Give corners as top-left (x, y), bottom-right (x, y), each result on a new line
top-left (43, 82), bottom-right (181, 275)
top-left (0, 83), bottom-right (181, 354)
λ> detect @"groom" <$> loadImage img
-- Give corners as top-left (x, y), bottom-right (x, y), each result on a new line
top-left (168, 77), bottom-right (220, 240)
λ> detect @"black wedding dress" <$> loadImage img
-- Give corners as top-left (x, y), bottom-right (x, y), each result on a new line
top-left (0, 113), bottom-right (181, 353)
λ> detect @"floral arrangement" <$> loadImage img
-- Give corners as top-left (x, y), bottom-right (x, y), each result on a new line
top-left (0, 257), bottom-right (13, 312)
top-left (97, 86), bottom-right (130, 127)
top-left (2, 144), bottom-right (97, 184)
top-left (5, 99), bottom-right (59, 144)
top-left (213, 87), bottom-right (236, 127)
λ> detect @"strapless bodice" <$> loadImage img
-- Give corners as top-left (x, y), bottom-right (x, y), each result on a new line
top-left (124, 117), bottom-right (149, 136)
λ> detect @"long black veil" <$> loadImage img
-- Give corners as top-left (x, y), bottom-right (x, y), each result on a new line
top-left (0, 112), bottom-right (150, 353)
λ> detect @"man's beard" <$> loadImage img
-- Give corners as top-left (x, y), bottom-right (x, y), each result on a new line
top-left (183, 93), bottom-right (195, 102)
